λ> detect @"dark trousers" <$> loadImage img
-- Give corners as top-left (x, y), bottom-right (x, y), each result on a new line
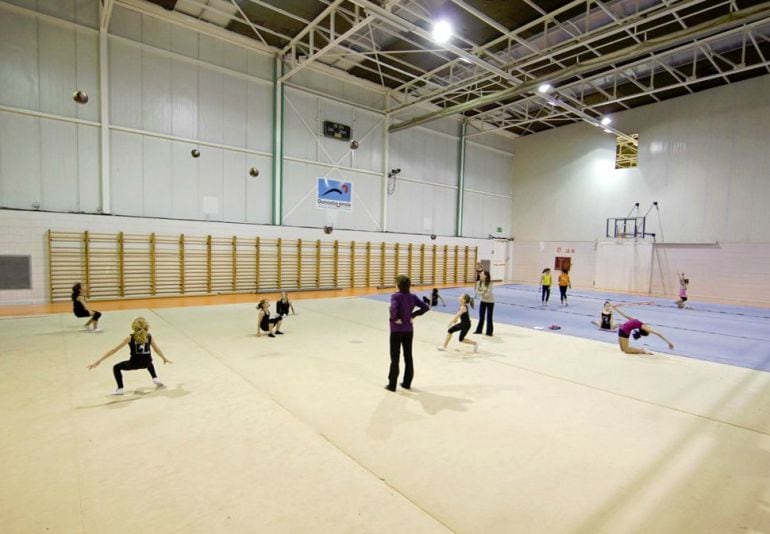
top-left (113, 360), bottom-right (157, 388)
top-left (475, 301), bottom-right (494, 335)
top-left (559, 285), bottom-right (568, 302)
top-left (541, 286), bottom-right (550, 303)
top-left (75, 310), bottom-right (101, 320)
top-left (388, 331), bottom-right (414, 388)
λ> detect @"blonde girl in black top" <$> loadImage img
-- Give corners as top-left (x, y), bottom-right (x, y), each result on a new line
top-left (87, 317), bottom-right (172, 395)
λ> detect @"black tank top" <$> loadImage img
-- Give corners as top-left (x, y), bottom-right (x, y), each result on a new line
top-left (276, 300), bottom-right (290, 316)
top-left (460, 308), bottom-right (471, 328)
top-left (128, 334), bottom-right (152, 363)
top-left (260, 310), bottom-right (271, 331)
top-left (73, 298), bottom-right (88, 317)
top-left (600, 312), bottom-right (612, 329)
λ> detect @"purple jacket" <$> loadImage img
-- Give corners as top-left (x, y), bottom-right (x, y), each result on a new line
top-left (390, 291), bottom-right (429, 333)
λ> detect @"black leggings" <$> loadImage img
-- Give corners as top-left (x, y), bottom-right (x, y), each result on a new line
top-left (75, 310), bottom-right (101, 321)
top-left (559, 285), bottom-right (568, 302)
top-left (113, 360), bottom-right (156, 388)
top-left (541, 286), bottom-right (550, 303)
top-left (388, 331), bottom-right (414, 389)
top-left (475, 302), bottom-right (494, 335)
top-left (448, 322), bottom-right (470, 341)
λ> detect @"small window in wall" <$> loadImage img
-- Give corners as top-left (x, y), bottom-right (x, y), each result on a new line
top-left (0, 255), bottom-right (31, 290)
top-left (615, 133), bottom-right (639, 169)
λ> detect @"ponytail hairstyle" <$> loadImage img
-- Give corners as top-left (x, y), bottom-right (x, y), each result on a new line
top-left (542, 268), bottom-right (549, 274)
top-left (461, 293), bottom-right (475, 310)
top-left (257, 299), bottom-right (268, 311)
top-left (632, 328), bottom-right (649, 340)
top-left (71, 282), bottom-right (82, 301)
top-left (131, 317), bottom-right (150, 344)
top-left (432, 288), bottom-right (439, 296)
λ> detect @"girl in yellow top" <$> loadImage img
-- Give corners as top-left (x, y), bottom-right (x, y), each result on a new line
top-left (540, 268), bottom-right (552, 305)
top-left (558, 269), bottom-right (571, 306)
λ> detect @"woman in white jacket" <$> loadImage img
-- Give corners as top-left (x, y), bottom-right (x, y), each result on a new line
top-left (474, 270), bottom-right (495, 336)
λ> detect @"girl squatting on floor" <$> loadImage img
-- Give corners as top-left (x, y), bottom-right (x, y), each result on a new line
top-left (72, 282), bottom-right (102, 332)
top-left (87, 317), bottom-right (172, 395)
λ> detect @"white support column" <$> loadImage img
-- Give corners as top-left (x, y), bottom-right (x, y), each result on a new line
top-left (98, 30), bottom-right (111, 214)
top-left (272, 56), bottom-right (284, 225)
top-left (455, 120), bottom-right (467, 237)
top-left (381, 114), bottom-right (389, 232)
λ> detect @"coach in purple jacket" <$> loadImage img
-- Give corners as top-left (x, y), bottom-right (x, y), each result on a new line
top-left (387, 275), bottom-right (430, 391)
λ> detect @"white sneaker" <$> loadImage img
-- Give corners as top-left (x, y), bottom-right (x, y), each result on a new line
top-left (111, 388), bottom-right (125, 395)
top-left (92, 328), bottom-right (103, 333)
top-left (153, 378), bottom-right (165, 388)
top-left (83, 327), bottom-right (92, 332)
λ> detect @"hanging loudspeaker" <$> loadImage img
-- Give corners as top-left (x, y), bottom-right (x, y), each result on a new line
top-left (73, 90), bottom-right (89, 104)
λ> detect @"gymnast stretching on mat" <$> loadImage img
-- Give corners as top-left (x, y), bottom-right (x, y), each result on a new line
top-left (613, 304), bottom-right (674, 355)
top-left (592, 301), bottom-right (621, 331)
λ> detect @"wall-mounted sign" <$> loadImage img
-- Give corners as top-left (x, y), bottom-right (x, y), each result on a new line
top-left (317, 178), bottom-right (352, 211)
top-left (323, 120), bottom-right (352, 141)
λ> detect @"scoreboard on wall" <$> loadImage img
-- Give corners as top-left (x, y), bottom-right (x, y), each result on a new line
top-left (323, 120), bottom-right (351, 141)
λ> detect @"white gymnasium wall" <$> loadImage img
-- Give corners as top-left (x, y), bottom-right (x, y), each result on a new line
top-left (107, 6), bottom-right (274, 223)
top-left (650, 243), bottom-right (770, 307)
top-left (0, 0), bottom-right (519, 308)
top-left (512, 75), bottom-right (770, 244)
top-left (0, 3), bottom-right (100, 212)
top-left (0, 0), bottom-right (98, 27)
top-left (510, 240), bottom-right (597, 289)
top-left (282, 87), bottom-right (384, 231)
top-left (509, 74), bottom-right (770, 304)
top-left (386, 125), bottom-right (459, 236)
top-left (0, 209), bottom-right (491, 305)
top-left (462, 141), bottom-right (514, 239)
top-left (595, 242), bottom-right (653, 294)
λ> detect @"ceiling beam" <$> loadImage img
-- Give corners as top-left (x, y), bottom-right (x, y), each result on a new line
top-left (280, 14), bottom-right (375, 82)
top-left (388, 0), bottom-right (706, 115)
top-left (388, 1), bottom-right (770, 133)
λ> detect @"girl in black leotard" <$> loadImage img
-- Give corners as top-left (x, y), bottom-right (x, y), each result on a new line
top-left (72, 282), bottom-right (102, 332)
top-left (592, 301), bottom-right (620, 331)
top-left (276, 291), bottom-right (296, 317)
top-left (87, 317), bottom-right (172, 395)
top-left (439, 294), bottom-right (478, 353)
top-left (257, 299), bottom-right (283, 338)
top-left (422, 288), bottom-right (446, 307)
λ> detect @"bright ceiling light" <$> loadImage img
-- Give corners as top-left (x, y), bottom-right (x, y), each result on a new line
top-left (537, 83), bottom-right (552, 93)
top-left (603, 129), bottom-right (612, 133)
top-left (432, 21), bottom-right (452, 44)
top-left (601, 117), bottom-right (612, 126)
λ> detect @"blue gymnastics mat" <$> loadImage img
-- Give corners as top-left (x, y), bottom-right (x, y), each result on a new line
top-left (369, 284), bottom-right (770, 372)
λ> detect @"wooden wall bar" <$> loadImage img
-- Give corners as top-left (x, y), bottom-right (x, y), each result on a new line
top-left (48, 230), bottom-right (478, 302)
